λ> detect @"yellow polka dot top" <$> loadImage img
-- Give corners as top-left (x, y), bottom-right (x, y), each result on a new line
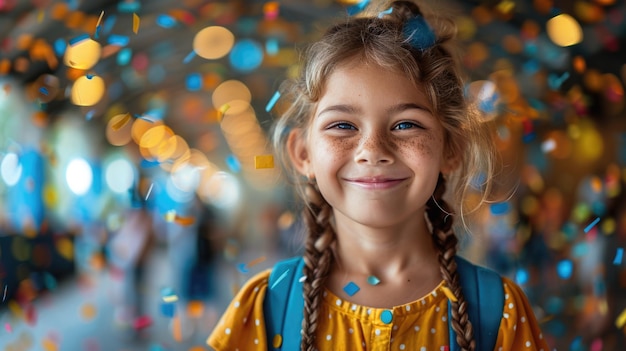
top-left (207, 269), bottom-right (549, 351)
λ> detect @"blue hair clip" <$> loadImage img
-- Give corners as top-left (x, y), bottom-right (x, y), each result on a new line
top-left (402, 15), bottom-right (436, 51)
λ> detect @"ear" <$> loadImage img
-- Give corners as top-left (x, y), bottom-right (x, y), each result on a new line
top-left (286, 128), bottom-right (313, 177)
top-left (440, 148), bottom-right (460, 176)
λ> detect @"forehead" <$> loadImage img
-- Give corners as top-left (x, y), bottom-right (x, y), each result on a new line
top-left (317, 59), bottom-right (431, 108)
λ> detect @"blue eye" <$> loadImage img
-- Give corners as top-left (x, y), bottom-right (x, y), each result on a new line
top-left (332, 123), bottom-right (356, 130)
top-left (394, 121), bottom-right (420, 130)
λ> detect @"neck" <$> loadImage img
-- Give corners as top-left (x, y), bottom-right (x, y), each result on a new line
top-left (331, 211), bottom-right (441, 283)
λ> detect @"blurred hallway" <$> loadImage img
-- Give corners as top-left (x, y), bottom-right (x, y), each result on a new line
top-left (0, 245), bottom-right (225, 351)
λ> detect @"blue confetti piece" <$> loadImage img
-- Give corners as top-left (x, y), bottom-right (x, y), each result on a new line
top-left (614, 248), bottom-right (624, 265)
top-left (343, 282), bottom-right (360, 296)
top-left (515, 268), bottom-right (529, 285)
top-left (68, 33), bottom-right (90, 46)
top-left (39, 87), bottom-right (49, 96)
top-left (366, 275), bottom-right (380, 286)
top-left (265, 91), bottom-right (281, 112)
top-left (547, 72), bottom-right (570, 90)
top-left (108, 34), bottom-right (130, 46)
top-left (583, 217), bottom-right (600, 233)
top-left (85, 110), bottom-right (96, 120)
top-left (489, 202), bottom-right (510, 216)
top-left (185, 73), bottom-right (202, 91)
top-left (94, 25), bottom-right (101, 39)
top-left (54, 38), bottom-right (66, 56)
top-left (156, 14), bottom-right (177, 28)
top-left (182, 50), bottom-right (196, 64)
top-left (225, 155), bottom-right (241, 173)
top-left (265, 38), bottom-right (279, 56)
top-left (377, 7), bottom-right (393, 18)
top-left (102, 15), bottom-right (117, 35)
top-left (117, 47), bottom-right (132, 66)
top-left (347, 0), bottom-right (370, 16)
top-left (118, 1), bottom-right (141, 13)
top-left (237, 263), bottom-right (249, 273)
top-left (403, 15), bottom-right (436, 50)
top-left (160, 302), bottom-right (175, 317)
top-left (556, 259), bottom-right (573, 279)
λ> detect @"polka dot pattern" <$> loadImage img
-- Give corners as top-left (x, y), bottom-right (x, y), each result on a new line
top-left (207, 271), bottom-right (549, 351)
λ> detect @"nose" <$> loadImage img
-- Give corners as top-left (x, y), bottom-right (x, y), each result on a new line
top-left (354, 130), bottom-right (395, 165)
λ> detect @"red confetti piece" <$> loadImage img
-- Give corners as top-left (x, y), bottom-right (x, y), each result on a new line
top-left (133, 315), bottom-right (152, 330)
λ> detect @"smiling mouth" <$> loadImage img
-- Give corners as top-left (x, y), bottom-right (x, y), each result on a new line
top-left (345, 177), bottom-right (407, 189)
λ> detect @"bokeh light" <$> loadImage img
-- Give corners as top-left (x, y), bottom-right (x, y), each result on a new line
top-left (65, 158), bottom-right (92, 195)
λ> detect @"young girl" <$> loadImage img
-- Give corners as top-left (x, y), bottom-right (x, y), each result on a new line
top-left (208, 1), bottom-right (549, 350)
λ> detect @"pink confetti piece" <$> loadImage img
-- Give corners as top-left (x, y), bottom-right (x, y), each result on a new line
top-left (4, 322), bottom-right (11, 333)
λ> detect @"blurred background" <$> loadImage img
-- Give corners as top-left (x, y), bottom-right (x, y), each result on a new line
top-left (0, 0), bottom-right (625, 350)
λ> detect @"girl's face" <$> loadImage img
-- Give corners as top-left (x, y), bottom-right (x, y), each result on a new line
top-left (291, 60), bottom-right (455, 229)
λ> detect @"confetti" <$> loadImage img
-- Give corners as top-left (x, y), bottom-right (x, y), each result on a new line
top-left (556, 259), bottom-right (573, 279)
top-left (2, 284), bottom-right (6, 301)
top-left (270, 269), bottom-right (289, 290)
top-left (377, 7), bottom-right (393, 18)
top-left (4, 322), bottom-right (11, 333)
top-left (254, 155), bottom-right (274, 169)
top-left (165, 210), bottom-right (176, 222)
top-left (133, 13), bottom-right (140, 34)
top-left (347, 0), bottom-right (371, 16)
top-left (174, 215), bottom-right (195, 226)
top-left (108, 34), bottom-right (130, 47)
top-left (111, 113), bottom-right (131, 131)
top-left (265, 91), bottom-right (281, 112)
top-left (182, 50), bottom-right (196, 64)
top-left (160, 302), bottom-right (175, 318)
top-left (584, 217), bottom-right (601, 233)
top-left (145, 183), bottom-right (153, 200)
top-left (614, 248), bottom-right (624, 265)
top-left (442, 286), bottom-right (458, 302)
top-left (133, 315), bottom-right (152, 330)
top-left (272, 334), bottom-right (283, 348)
top-left (367, 275), bottom-right (380, 286)
top-left (298, 275), bottom-right (307, 283)
top-left (236, 263), bottom-right (249, 273)
top-left (616, 308), bottom-right (626, 329)
top-left (218, 103), bottom-right (230, 120)
top-left (343, 282), bottom-right (360, 296)
top-left (95, 11), bottom-right (104, 38)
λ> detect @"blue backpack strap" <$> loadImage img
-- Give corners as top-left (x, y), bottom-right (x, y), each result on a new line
top-left (448, 256), bottom-right (504, 351)
top-left (264, 256), bottom-right (305, 350)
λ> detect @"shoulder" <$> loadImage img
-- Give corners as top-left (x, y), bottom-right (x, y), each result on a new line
top-left (495, 277), bottom-right (550, 350)
top-left (207, 269), bottom-right (271, 351)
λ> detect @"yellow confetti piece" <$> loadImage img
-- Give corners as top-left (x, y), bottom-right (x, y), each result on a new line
top-left (616, 308), bottom-right (626, 329)
top-left (272, 334), bottom-right (283, 348)
top-left (441, 286), bottom-right (458, 302)
top-left (111, 113), bottom-right (131, 131)
top-left (218, 103), bottom-right (230, 121)
top-left (162, 294), bottom-right (179, 303)
top-left (42, 338), bottom-right (58, 351)
top-left (37, 10), bottom-right (45, 23)
top-left (80, 303), bottom-right (97, 320)
top-left (165, 210), bottom-right (176, 222)
top-left (133, 13), bottom-right (140, 34)
top-left (254, 155), bottom-right (274, 169)
top-left (96, 10), bottom-right (104, 28)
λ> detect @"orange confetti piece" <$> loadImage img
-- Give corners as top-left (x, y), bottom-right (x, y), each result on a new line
top-left (171, 315), bottom-right (183, 342)
top-left (441, 285), bottom-right (458, 302)
top-left (80, 303), bottom-right (97, 320)
top-left (174, 215), bottom-right (195, 226)
top-left (187, 301), bottom-right (204, 318)
top-left (42, 338), bottom-right (58, 351)
top-left (133, 13), bottom-right (140, 34)
top-left (254, 155), bottom-right (274, 169)
top-left (246, 256), bottom-right (267, 268)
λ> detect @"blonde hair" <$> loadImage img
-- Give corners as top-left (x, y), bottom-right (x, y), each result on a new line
top-left (271, 1), bottom-right (496, 350)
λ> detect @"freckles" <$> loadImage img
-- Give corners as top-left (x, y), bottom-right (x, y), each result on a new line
top-left (395, 137), bottom-right (435, 158)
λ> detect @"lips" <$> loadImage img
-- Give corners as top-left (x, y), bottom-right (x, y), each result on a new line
top-left (344, 176), bottom-right (407, 189)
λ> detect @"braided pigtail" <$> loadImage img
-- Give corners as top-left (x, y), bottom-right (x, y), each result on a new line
top-left (300, 180), bottom-right (336, 351)
top-left (426, 174), bottom-right (476, 351)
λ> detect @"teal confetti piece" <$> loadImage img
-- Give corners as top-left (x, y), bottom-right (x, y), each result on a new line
top-left (377, 7), bottom-right (392, 18)
top-left (347, 0), bottom-right (370, 16)
top-left (367, 275), bottom-right (380, 286)
top-left (270, 269), bottom-right (289, 290)
top-left (584, 217), bottom-right (600, 233)
top-left (265, 91), bottom-right (281, 112)
top-left (68, 34), bottom-right (90, 46)
top-left (108, 34), bottom-right (130, 46)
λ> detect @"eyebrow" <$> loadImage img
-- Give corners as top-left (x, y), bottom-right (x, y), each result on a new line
top-left (316, 102), bottom-right (430, 118)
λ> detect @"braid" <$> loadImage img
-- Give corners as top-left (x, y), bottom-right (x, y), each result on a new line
top-left (300, 181), bottom-right (336, 351)
top-left (426, 174), bottom-right (476, 351)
